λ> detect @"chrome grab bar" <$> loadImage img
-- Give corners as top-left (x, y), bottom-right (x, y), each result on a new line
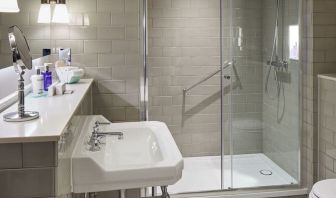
top-left (183, 61), bottom-right (232, 93)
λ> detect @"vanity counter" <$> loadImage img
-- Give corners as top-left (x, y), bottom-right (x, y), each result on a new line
top-left (0, 79), bottom-right (93, 143)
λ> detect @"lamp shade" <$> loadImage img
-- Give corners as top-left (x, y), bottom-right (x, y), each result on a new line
top-left (37, 3), bottom-right (51, 23)
top-left (52, 3), bottom-right (69, 23)
top-left (0, 0), bottom-right (19, 13)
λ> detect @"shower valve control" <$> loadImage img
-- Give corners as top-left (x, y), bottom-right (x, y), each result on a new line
top-left (267, 60), bottom-right (288, 70)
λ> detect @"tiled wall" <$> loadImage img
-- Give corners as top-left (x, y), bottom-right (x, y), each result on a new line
top-left (147, 0), bottom-right (264, 157)
top-left (147, 0), bottom-right (222, 157)
top-left (301, 0), bottom-right (314, 189)
top-left (310, 0), bottom-right (336, 186)
top-left (261, 0), bottom-right (301, 180)
top-left (66, 0), bottom-right (141, 122)
top-left (0, 0), bottom-right (141, 122)
top-left (318, 77), bottom-right (336, 179)
top-left (298, 0), bottom-right (336, 190)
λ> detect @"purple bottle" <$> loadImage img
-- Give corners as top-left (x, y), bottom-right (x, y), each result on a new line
top-left (42, 65), bottom-right (52, 91)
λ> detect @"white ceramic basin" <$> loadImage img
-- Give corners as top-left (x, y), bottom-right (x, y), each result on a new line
top-left (72, 115), bottom-right (183, 193)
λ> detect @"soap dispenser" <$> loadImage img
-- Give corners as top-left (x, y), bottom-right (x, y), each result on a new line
top-left (42, 63), bottom-right (53, 91)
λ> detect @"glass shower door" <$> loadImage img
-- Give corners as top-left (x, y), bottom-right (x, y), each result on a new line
top-left (145, 0), bottom-right (224, 194)
top-left (226, 0), bottom-right (301, 189)
top-left (220, 0), bottom-right (234, 190)
top-left (142, 0), bottom-right (301, 194)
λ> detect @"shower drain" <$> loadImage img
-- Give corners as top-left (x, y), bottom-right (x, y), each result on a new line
top-left (259, 170), bottom-right (273, 176)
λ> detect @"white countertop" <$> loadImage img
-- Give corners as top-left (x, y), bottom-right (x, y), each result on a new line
top-left (0, 79), bottom-right (93, 143)
top-left (318, 74), bottom-right (336, 81)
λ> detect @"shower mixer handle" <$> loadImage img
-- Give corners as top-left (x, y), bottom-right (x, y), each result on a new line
top-left (267, 60), bottom-right (288, 70)
top-left (282, 60), bottom-right (288, 69)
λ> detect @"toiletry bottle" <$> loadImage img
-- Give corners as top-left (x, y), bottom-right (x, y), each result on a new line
top-left (31, 67), bottom-right (44, 96)
top-left (42, 63), bottom-right (53, 91)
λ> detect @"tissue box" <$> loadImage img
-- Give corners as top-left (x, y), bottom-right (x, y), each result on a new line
top-left (56, 66), bottom-right (84, 84)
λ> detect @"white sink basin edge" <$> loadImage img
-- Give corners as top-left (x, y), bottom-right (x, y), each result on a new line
top-left (71, 115), bottom-right (184, 193)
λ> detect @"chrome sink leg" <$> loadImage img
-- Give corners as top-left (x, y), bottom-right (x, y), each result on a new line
top-left (85, 192), bottom-right (96, 198)
top-left (119, 189), bottom-right (126, 198)
top-left (152, 186), bottom-right (156, 197)
top-left (160, 186), bottom-right (170, 198)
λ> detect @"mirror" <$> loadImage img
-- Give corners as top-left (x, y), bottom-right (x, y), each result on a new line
top-left (8, 25), bottom-right (32, 72)
top-left (3, 25), bottom-right (39, 122)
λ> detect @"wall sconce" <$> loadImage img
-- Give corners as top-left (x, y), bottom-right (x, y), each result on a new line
top-left (0, 0), bottom-right (20, 13)
top-left (38, 0), bottom-right (51, 23)
top-left (38, 0), bottom-right (69, 24)
top-left (52, 0), bottom-right (69, 24)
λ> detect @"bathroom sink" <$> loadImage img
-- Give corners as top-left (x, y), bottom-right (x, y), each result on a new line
top-left (72, 115), bottom-right (184, 193)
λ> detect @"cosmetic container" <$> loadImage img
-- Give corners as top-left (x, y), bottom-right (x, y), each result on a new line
top-left (31, 67), bottom-right (44, 96)
top-left (42, 63), bottom-right (53, 91)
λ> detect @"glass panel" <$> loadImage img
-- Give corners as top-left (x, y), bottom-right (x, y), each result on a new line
top-left (221, 0), bottom-right (233, 190)
top-left (229, 0), bottom-right (301, 189)
top-left (143, 0), bottom-right (301, 194)
top-left (146, 0), bottom-right (225, 194)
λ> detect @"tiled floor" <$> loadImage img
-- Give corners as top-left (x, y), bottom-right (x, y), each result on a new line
top-left (167, 153), bottom-right (297, 194)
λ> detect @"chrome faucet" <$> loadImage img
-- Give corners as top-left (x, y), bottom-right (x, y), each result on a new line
top-left (59, 48), bottom-right (71, 66)
top-left (88, 121), bottom-right (124, 151)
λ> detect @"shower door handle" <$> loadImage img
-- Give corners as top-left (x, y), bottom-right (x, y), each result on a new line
top-left (183, 61), bottom-right (232, 93)
top-left (224, 75), bottom-right (231, 80)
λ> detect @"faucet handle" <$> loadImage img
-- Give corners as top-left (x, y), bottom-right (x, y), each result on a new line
top-left (94, 121), bottom-right (110, 127)
top-left (93, 121), bottom-right (111, 133)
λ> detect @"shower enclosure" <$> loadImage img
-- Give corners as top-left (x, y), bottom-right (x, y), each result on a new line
top-left (140, 0), bottom-right (301, 194)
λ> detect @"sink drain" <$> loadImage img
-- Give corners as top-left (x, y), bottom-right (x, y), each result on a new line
top-left (260, 170), bottom-right (273, 176)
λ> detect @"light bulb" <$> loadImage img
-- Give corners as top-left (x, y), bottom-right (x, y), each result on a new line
top-left (52, 4), bottom-right (69, 24)
top-left (38, 4), bottom-right (51, 23)
top-left (0, 0), bottom-right (19, 13)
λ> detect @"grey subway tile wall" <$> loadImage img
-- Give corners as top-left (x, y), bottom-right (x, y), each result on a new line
top-left (318, 78), bottom-right (336, 179)
top-left (316, 0), bottom-right (336, 178)
top-left (301, 0), bottom-right (314, 189)
top-left (309, 0), bottom-right (336, 188)
top-left (297, 0), bottom-right (336, 189)
top-left (147, 0), bottom-right (223, 157)
top-left (68, 0), bottom-right (140, 122)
